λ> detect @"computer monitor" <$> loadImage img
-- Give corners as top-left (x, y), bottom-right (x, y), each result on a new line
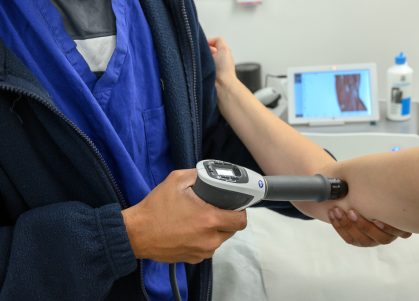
top-left (287, 63), bottom-right (379, 125)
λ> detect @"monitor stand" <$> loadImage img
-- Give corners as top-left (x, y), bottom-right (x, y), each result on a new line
top-left (308, 120), bottom-right (346, 127)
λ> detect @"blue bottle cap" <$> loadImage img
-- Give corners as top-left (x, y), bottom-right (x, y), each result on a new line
top-left (395, 52), bottom-right (407, 65)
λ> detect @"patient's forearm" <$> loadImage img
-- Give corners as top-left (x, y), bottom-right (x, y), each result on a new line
top-left (294, 149), bottom-right (419, 233)
top-left (217, 78), bottom-right (419, 233)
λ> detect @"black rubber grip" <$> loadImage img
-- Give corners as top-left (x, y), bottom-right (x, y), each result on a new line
top-left (264, 175), bottom-right (332, 202)
top-left (192, 177), bottom-right (254, 210)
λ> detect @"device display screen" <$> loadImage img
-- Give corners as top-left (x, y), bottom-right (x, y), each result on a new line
top-left (215, 168), bottom-right (235, 177)
top-left (294, 69), bottom-right (372, 119)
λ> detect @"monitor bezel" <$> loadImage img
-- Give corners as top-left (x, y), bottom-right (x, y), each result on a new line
top-left (287, 63), bottom-right (380, 125)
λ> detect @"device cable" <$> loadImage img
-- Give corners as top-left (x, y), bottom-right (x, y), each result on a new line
top-left (169, 263), bottom-right (182, 301)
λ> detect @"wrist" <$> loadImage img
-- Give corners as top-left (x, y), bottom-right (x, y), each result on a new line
top-left (215, 77), bottom-right (243, 113)
top-left (122, 205), bottom-right (149, 259)
top-left (216, 74), bottom-right (240, 93)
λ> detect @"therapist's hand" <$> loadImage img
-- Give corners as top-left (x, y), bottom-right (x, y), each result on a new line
top-left (329, 207), bottom-right (412, 247)
top-left (122, 169), bottom-right (247, 264)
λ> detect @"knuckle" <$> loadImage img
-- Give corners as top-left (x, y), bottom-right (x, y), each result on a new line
top-left (205, 251), bottom-right (215, 259)
top-left (212, 237), bottom-right (223, 250)
top-left (344, 237), bottom-right (355, 245)
top-left (203, 237), bottom-right (221, 254)
top-left (200, 249), bottom-right (216, 260)
top-left (204, 211), bottom-right (219, 228)
top-left (199, 249), bottom-right (213, 261)
top-left (187, 257), bottom-right (204, 265)
top-left (238, 215), bottom-right (247, 230)
top-left (221, 232), bottom-right (235, 243)
top-left (358, 239), bottom-right (376, 247)
top-left (168, 170), bottom-right (179, 180)
top-left (377, 237), bottom-right (394, 245)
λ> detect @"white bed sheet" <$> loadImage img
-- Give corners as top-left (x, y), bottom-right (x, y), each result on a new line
top-left (213, 208), bottom-right (419, 301)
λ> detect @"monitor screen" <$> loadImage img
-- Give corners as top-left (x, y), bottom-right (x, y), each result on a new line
top-left (293, 69), bottom-right (373, 119)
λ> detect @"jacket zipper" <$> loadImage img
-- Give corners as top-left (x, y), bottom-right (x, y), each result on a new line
top-left (0, 83), bottom-right (129, 209)
top-left (180, 0), bottom-right (201, 162)
top-left (1, 83), bottom-right (152, 301)
top-left (179, 4), bottom-right (211, 301)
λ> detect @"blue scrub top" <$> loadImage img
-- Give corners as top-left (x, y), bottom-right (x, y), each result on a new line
top-left (0, 1), bottom-right (187, 300)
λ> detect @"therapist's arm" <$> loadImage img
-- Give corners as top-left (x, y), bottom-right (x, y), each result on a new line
top-left (208, 37), bottom-right (412, 240)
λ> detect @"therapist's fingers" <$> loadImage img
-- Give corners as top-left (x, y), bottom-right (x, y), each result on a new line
top-left (370, 219), bottom-right (412, 239)
top-left (329, 209), bottom-right (354, 244)
top-left (347, 209), bottom-right (412, 241)
top-left (346, 210), bottom-right (397, 245)
top-left (329, 208), bottom-right (377, 247)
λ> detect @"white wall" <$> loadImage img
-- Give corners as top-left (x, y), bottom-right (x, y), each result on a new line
top-left (195, 0), bottom-right (419, 101)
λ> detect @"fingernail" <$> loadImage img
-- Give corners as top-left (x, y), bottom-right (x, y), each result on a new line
top-left (329, 211), bottom-right (335, 221)
top-left (373, 220), bottom-right (385, 230)
top-left (334, 208), bottom-right (343, 220)
top-left (348, 210), bottom-right (358, 222)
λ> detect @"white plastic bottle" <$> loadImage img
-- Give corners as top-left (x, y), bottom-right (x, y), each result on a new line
top-left (387, 52), bottom-right (414, 121)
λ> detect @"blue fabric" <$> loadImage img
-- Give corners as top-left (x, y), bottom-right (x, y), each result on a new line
top-left (0, 1), bottom-right (186, 300)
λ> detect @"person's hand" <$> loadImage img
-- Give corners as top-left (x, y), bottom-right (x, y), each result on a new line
top-left (121, 169), bottom-right (247, 264)
top-left (208, 37), bottom-right (237, 87)
top-left (329, 207), bottom-right (412, 247)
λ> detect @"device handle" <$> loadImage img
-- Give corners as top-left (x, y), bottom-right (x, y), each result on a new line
top-left (192, 176), bottom-right (255, 210)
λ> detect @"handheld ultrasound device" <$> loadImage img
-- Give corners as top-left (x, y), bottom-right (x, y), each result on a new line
top-left (192, 160), bottom-right (348, 210)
